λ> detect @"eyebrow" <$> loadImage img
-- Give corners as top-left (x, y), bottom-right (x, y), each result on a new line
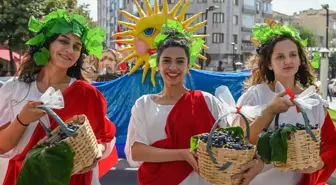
top-left (60, 35), bottom-right (82, 47)
top-left (176, 57), bottom-right (186, 60)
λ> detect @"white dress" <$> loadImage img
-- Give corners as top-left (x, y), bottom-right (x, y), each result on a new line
top-left (0, 79), bottom-right (113, 185)
top-left (237, 83), bottom-right (326, 185)
top-left (125, 91), bottom-right (228, 185)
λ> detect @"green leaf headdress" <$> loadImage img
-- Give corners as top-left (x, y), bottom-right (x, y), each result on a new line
top-left (26, 9), bottom-right (106, 66)
top-left (250, 18), bottom-right (308, 49)
top-left (149, 19), bottom-right (205, 70)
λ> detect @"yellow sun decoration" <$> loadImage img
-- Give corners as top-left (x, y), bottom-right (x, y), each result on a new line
top-left (112, 0), bottom-right (209, 86)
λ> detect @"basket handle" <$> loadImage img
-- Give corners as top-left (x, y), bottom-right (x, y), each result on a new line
top-left (38, 106), bottom-right (78, 138)
top-left (274, 104), bottom-right (318, 142)
top-left (206, 112), bottom-right (251, 171)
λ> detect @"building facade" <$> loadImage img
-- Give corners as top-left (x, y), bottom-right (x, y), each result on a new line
top-left (97, 0), bottom-right (123, 48)
top-left (118, 0), bottom-right (273, 71)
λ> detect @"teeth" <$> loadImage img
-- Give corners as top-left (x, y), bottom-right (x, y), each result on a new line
top-left (167, 73), bottom-right (178, 77)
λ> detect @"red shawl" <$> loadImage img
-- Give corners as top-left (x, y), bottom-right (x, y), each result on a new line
top-left (3, 81), bottom-right (118, 185)
top-left (298, 113), bottom-right (336, 185)
top-left (138, 90), bottom-right (216, 185)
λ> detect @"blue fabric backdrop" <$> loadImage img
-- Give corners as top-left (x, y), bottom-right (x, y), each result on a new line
top-left (93, 69), bottom-right (250, 158)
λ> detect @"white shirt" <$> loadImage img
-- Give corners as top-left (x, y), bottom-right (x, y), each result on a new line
top-left (125, 91), bottom-right (228, 185)
top-left (237, 83), bottom-right (326, 185)
top-left (0, 78), bottom-right (109, 185)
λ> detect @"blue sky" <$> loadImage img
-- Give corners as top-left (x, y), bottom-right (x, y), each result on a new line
top-left (78, 0), bottom-right (335, 21)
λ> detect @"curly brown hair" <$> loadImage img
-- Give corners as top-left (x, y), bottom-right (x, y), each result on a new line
top-left (245, 35), bottom-right (316, 88)
top-left (17, 34), bottom-right (88, 83)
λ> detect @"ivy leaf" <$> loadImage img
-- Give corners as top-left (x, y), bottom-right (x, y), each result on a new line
top-left (16, 141), bottom-right (75, 185)
top-left (257, 131), bottom-right (272, 164)
top-left (190, 135), bottom-right (199, 152)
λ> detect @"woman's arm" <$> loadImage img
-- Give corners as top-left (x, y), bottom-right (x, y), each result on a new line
top-left (131, 142), bottom-right (184, 162)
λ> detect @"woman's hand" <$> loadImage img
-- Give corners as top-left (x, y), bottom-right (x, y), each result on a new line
top-left (76, 144), bottom-right (106, 174)
top-left (232, 158), bottom-right (264, 185)
top-left (18, 101), bottom-right (46, 125)
top-left (266, 91), bottom-right (294, 115)
top-left (178, 149), bottom-right (198, 173)
top-left (296, 157), bottom-right (325, 174)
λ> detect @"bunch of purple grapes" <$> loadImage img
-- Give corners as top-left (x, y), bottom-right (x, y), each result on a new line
top-left (199, 130), bottom-right (253, 150)
top-left (277, 123), bottom-right (319, 130)
top-left (58, 123), bottom-right (82, 140)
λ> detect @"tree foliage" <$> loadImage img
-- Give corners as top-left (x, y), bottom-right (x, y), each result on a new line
top-left (0, 0), bottom-right (95, 74)
top-left (294, 25), bottom-right (317, 47)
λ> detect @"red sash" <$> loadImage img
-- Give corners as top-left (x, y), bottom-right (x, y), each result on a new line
top-left (298, 113), bottom-right (336, 185)
top-left (138, 90), bottom-right (216, 185)
top-left (3, 81), bottom-right (117, 185)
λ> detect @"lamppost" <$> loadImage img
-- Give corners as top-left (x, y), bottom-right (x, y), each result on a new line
top-left (200, 5), bottom-right (219, 70)
top-left (322, 4), bottom-right (329, 49)
top-left (231, 42), bottom-right (237, 71)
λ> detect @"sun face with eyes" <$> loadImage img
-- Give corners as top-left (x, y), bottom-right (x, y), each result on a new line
top-left (113, 0), bottom-right (209, 86)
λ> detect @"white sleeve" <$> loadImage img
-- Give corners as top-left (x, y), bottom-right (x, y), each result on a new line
top-left (237, 86), bottom-right (259, 107)
top-left (0, 80), bottom-right (16, 127)
top-left (124, 97), bottom-right (149, 167)
top-left (202, 92), bottom-right (229, 128)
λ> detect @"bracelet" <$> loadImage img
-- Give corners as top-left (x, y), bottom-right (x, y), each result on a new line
top-left (16, 114), bottom-right (29, 127)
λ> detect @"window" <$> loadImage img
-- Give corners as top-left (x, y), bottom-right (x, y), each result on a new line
top-left (185, 13), bottom-right (194, 20)
top-left (233, 34), bottom-right (238, 44)
top-left (168, 0), bottom-right (175, 4)
top-left (243, 0), bottom-right (255, 6)
top-left (233, 15), bottom-right (238, 25)
top-left (234, 0), bottom-right (239, 5)
top-left (198, 13), bottom-right (206, 22)
top-left (212, 33), bottom-right (224, 43)
top-left (213, 13), bottom-right (224, 23)
top-left (242, 15), bottom-right (255, 28)
top-left (214, 0), bottom-right (224, 2)
top-left (263, 3), bottom-right (272, 13)
top-left (256, 1), bottom-right (260, 13)
top-left (198, 0), bottom-right (207, 3)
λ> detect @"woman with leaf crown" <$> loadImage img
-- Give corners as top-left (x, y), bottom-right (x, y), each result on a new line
top-left (124, 19), bottom-right (262, 185)
top-left (0, 9), bottom-right (118, 185)
top-left (234, 18), bottom-right (336, 185)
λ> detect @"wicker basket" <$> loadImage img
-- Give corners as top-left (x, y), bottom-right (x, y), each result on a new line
top-left (37, 107), bottom-right (99, 175)
top-left (196, 113), bottom-right (255, 185)
top-left (273, 129), bottom-right (321, 172)
top-left (271, 110), bottom-right (321, 172)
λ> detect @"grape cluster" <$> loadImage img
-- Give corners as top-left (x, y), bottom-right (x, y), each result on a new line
top-left (277, 123), bottom-right (319, 130)
top-left (199, 131), bottom-right (253, 150)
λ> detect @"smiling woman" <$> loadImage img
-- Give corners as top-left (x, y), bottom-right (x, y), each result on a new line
top-left (0, 9), bottom-right (117, 185)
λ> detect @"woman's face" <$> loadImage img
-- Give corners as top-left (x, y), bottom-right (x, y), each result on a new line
top-left (269, 39), bottom-right (301, 80)
top-left (48, 33), bottom-right (82, 69)
top-left (158, 47), bottom-right (188, 86)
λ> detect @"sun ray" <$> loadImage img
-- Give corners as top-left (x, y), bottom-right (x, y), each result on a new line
top-left (153, 0), bottom-right (160, 13)
top-left (182, 12), bottom-right (202, 27)
top-left (177, 0), bottom-right (190, 22)
top-left (201, 44), bottom-right (209, 50)
top-left (117, 46), bottom-right (135, 53)
top-left (143, 0), bottom-right (153, 16)
top-left (133, 0), bottom-right (146, 18)
top-left (169, 0), bottom-right (184, 17)
top-left (118, 21), bottom-right (136, 30)
top-left (118, 10), bottom-right (139, 23)
top-left (113, 39), bottom-right (134, 45)
top-left (112, 30), bottom-right (135, 37)
top-left (197, 54), bottom-right (207, 60)
top-left (192, 34), bottom-right (208, 39)
top-left (161, 0), bottom-right (169, 14)
top-left (129, 58), bottom-right (144, 75)
top-left (186, 20), bottom-right (207, 32)
top-left (151, 69), bottom-right (157, 87)
top-left (119, 51), bottom-right (137, 65)
top-left (142, 62), bottom-right (150, 83)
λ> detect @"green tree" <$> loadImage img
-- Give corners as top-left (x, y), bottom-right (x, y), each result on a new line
top-left (294, 26), bottom-right (317, 47)
top-left (0, 0), bottom-right (46, 75)
top-left (0, 0), bottom-right (95, 75)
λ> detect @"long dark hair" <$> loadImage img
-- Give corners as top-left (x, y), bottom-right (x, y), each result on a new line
top-left (245, 35), bottom-right (316, 88)
top-left (17, 34), bottom-right (88, 83)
